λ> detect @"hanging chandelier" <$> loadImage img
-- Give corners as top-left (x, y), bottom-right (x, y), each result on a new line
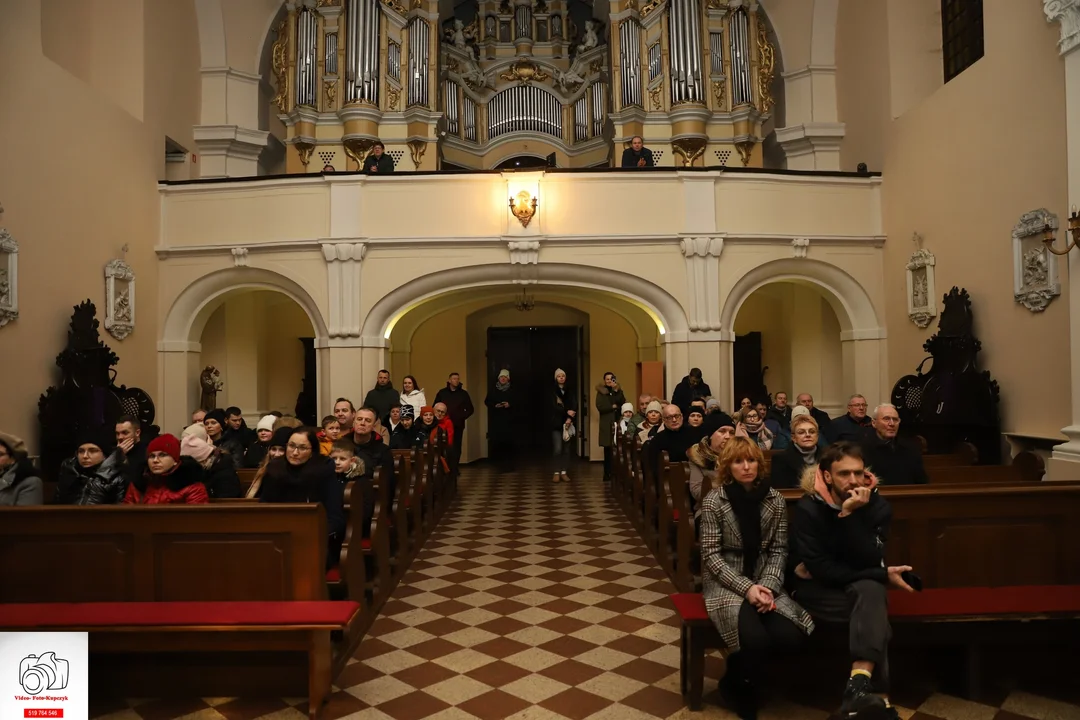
top-left (514, 288), bottom-right (535, 312)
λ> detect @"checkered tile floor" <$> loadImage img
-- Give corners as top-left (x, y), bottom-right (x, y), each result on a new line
top-left (91, 463), bottom-right (1080, 720)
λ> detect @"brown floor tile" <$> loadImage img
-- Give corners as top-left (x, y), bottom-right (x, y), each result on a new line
top-left (472, 636), bottom-right (532, 659)
top-left (539, 570), bottom-right (578, 583)
top-left (488, 571), bottom-right (532, 584)
top-left (391, 661), bottom-right (460, 689)
top-left (425, 599), bottom-right (475, 617)
top-left (408, 637), bottom-right (468, 661)
top-left (483, 599), bottom-right (532, 616)
top-left (540, 687), bottom-right (613, 720)
top-left (466, 659), bottom-right (533, 687)
top-left (538, 659), bottom-right (607, 686)
top-left (433, 583), bottom-right (485, 600)
top-left (335, 660), bottom-right (387, 688)
top-left (538, 635), bottom-right (603, 659)
top-left (375, 689), bottom-right (451, 720)
top-left (593, 597), bottom-right (642, 614)
top-left (538, 598), bottom-right (589, 615)
top-left (538, 615), bottom-right (592, 635)
top-left (992, 712), bottom-right (1039, 720)
top-left (369, 616), bottom-right (410, 637)
top-left (487, 584), bottom-right (534, 599)
top-left (476, 616), bottom-right (532, 637)
top-left (457, 689), bottom-right (532, 720)
top-left (538, 584), bottom-right (587, 598)
top-left (620, 685), bottom-right (686, 718)
top-left (590, 582), bottom-right (636, 597)
top-left (617, 658), bottom-right (681, 685)
top-left (604, 634), bottom-right (666, 657)
top-left (599, 614), bottom-right (654, 634)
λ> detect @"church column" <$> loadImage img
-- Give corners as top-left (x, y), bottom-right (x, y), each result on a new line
top-left (194, 67), bottom-right (273, 177)
top-left (840, 331), bottom-right (887, 411)
top-left (320, 240), bottom-right (371, 413)
top-left (223, 294), bottom-right (263, 416)
top-left (1045, 0), bottom-right (1080, 479)
top-left (158, 342), bottom-right (203, 436)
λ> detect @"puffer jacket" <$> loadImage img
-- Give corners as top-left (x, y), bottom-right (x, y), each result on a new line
top-left (123, 457), bottom-right (209, 505)
top-left (0, 458), bottom-right (44, 506)
top-left (53, 450), bottom-right (128, 505)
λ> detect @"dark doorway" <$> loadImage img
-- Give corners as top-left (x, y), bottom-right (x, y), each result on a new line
top-left (494, 155), bottom-right (549, 170)
top-left (294, 337), bottom-right (318, 425)
top-left (486, 326), bottom-right (582, 456)
top-left (733, 331), bottom-right (768, 406)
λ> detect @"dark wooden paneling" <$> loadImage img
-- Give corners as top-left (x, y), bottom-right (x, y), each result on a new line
top-left (154, 536), bottom-right (294, 601)
top-left (0, 536), bottom-right (135, 602)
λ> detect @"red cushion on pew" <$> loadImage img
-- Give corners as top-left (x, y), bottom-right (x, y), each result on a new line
top-left (0, 601), bottom-right (362, 629)
top-left (888, 586), bottom-right (1080, 618)
top-left (672, 511), bottom-right (680, 521)
top-left (325, 567), bottom-right (341, 582)
top-left (669, 593), bottom-right (709, 621)
top-left (360, 539), bottom-right (372, 550)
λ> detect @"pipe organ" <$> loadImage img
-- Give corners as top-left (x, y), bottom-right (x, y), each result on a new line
top-left (268, 0), bottom-right (774, 172)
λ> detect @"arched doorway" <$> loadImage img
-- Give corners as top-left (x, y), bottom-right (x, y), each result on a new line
top-left (159, 267), bottom-right (330, 434)
top-left (732, 282), bottom-right (844, 418)
top-left (382, 284), bottom-right (663, 464)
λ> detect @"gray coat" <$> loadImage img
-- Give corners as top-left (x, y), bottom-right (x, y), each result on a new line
top-left (700, 484), bottom-right (814, 651)
top-left (0, 459), bottom-right (43, 506)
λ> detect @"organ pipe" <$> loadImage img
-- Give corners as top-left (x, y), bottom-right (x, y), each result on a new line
top-left (463, 95), bottom-right (477, 141)
top-left (387, 41), bottom-right (401, 80)
top-left (408, 19), bottom-right (430, 107)
top-left (709, 31), bottom-right (723, 75)
top-left (620, 20), bottom-right (641, 108)
top-left (730, 8), bottom-right (752, 105)
top-left (444, 79), bottom-right (459, 135)
top-left (488, 86), bottom-right (563, 140)
top-left (325, 32), bottom-right (338, 75)
top-left (345, 0), bottom-right (380, 104)
top-left (574, 95), bottom-right (588, 141)
top-left (515, 5), bottom-right (533, 39)
top-left (590, 82), bottom-right (604, 137)
top-left (648, 42), bottom-right (662, 81)
top-left (296, 8), bottom-right (317, 106)
top-left (669, 0), bottom-right (703, 103)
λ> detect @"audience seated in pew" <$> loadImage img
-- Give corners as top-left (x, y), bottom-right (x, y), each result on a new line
top-left (318, 415), bottom-right (341, 456)
top-left (259, 427), bottom-right (345, 570)
top-left (637, 400), bottom-right (663, 443)
top-left (0, 432), bottom-right (43, 506)
top-left (53, 426), bottom-right (126, 505)
top-left (826, 394), bottom-right (875, 444)
top-left (770, 413), bottom-right (823, 489)
top-left (115, 414), bottom-right (154, 486)
top-left (330, 438), bottom-right (366, 485)
top-left (390, 405), bottom-right (416, 449)
top-left (180, 423), bottom-right (242, 498)
top-left (223, 406), bottom-right (256, 451)
top-left (701, 437), bottom-right (813, 720)
top-left (646, 403), bottom-right (707, 480)
top-left (739, 407), bottom-right (774, 450)
top-left (246, 426), bottom-right (292, 498)
top-left (243, 414), bottom-right (277, 468)
top-left (788, 441), bottom-right (916, 720)
top-left (123, 434), bottom-right (209, 505)
top-left (203, 408), bottom-right (244, 464)
top-left (864, 404), bottom-right (927, 485)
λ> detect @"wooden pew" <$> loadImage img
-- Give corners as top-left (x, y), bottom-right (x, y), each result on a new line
top-left (0, 504), bottom-right (359, 717)
top-left (926, 451), bottom-right (1044, 484)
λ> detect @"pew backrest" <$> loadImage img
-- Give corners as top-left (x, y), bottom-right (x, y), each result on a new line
top-left (0, 504), bottom-right (328, 603)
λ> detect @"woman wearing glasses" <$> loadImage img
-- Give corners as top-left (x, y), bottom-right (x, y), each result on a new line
top-left (769, 411), bottom-right (822, 489)
top-left (259, 427), bottom-right (346, 569)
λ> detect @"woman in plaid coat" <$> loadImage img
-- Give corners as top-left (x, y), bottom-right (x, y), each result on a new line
top-left (700, 436), bottom-right (814, 718)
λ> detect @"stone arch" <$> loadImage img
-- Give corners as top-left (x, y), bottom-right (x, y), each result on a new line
top-left (162, 266), bottom-right (329, 346)
top-left (719, 257), bottom-right (886, 410)
top-left (158, 267), bottom-right (329, 433)
top-left (360, 262), bottom-right (690, 346)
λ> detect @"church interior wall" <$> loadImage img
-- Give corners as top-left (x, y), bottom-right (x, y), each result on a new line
top-left (0, 0), bottom-right (199, 443)
top-left (835, 0), bottom-right (890, 174)
top-left (878, 0), bottom-right (1071, 439)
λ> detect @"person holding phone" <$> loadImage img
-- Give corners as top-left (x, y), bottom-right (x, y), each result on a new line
top-left (787, 442), bottom-right (916, 720)
top-left (594, 371), bottom-right (625, 482)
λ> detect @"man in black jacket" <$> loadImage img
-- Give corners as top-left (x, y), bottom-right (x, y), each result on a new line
top-left (826, 394), bottom-right (874, 444)
top-left (864, 403), bottom-right (927, 485)
top-left (766, 391), bottom-right (793, 428)
top-left (620, 136), bottom-right (654, 168)
top-left (671, 368), bottom-right (711, 415)
top-left (363, 370), bottom-right (399, 424)
top-left (363, 141), bottom-right (395, 173)
top-left (645, 404), bottom-right (701, 487)
top-left (796, 393), bottom-right (832, 433)
top-left (433, 372), bottom-right (475, 459)
top-left (788, 442), bottom-right (915, 720)
top-left (351, 407), bottom-right (396, 538)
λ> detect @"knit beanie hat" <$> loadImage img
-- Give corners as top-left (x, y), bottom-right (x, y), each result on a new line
top-left (75, 425), bottom-right (116, 456)
top-left (148, 434), bottom-right (181, 464)
top-left (256, 414), bottom-right (277, 432)
top-left (180, 434), bottom-right (214, 468)
top-left (181, 423), bottom-right (209, 442)
top-left (420, 406), bottom-right (435, 417)
top-left (204, 408), bottom-right (227, 427)
top-left (688, 406), bottom-right (704, 418)
top-left (621, 402), bottom-right (634, 414)
top-left (270, 426), bottom-right (295, 449)
top-left (705, 398), bottom-right (722, 412)
top-left (702, 412), bottom-right (735, 438)
top-left (555, 368), bottom-right (566, 380)
top-left (400, 404), bottom-right (415, 420)
top-left (498, 369), bottom-right (510, 379)
top-left (791, 405), bottom-right (810, 421)
top-left (646, 400), bottom-right (663, 414)
top-left (0, 431), bottom-right (27, 459)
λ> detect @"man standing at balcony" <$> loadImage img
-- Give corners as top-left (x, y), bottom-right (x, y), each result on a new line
top-left (621, 136), bottom-right (654, 168)
top-left (363, 141), bottom-right (395, 173)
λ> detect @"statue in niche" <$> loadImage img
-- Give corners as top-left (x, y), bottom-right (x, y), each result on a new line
top-left (114, 287), bottom-right (132, 323)
top-left (576, 19), bottom-right (599, 54)
top-left (1022, 247), bottom-right (1049, 288)
top-left (200, 366), bottom-right (224, 411)
top-left (556, 54), bottom-right (589, 90)
top-left (550, 14), bottom-right (561, 37)
top-left (0, 268), bottom-right (8, 306)
top-left (912, 269), bottom-right (927, 309)
top-left (486, 15), bottom-right (496, 37)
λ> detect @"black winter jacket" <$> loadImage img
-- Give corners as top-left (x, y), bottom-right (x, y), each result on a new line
top-left (864, 437), bottom-right (928, 485)
top-left (204, 451), bottom-right (242, 498)
top-left (53, 450), bottom-right (127, 505)
top-left (259, 457), bottom-right (345, 569)
top-left (550, 383), bottom-right (576, 431)
top-left (770, 444), bottom-right (819, 489)
top-left (433, 384), bottom-right (475, 428)
top-left (788, 489), bottom-right (892, 588)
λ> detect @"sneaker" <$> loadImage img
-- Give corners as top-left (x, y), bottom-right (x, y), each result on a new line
top-left (560, 472), bottom-right (570, 482)
top-left (839, 674), bottom-right (887, 719)
top-left (552, 473), bottom-right (561, 483)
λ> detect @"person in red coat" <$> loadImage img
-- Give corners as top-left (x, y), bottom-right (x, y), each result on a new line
top-left (123, 434), bottom-right (209, 505)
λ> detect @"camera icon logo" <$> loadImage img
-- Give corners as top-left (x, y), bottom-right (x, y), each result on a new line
top-left (19, 653), bottom-right (69, 696)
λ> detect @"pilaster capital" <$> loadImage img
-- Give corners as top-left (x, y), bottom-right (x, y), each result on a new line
top-left (1045, 0), bottom-right (1080, 56)
top-left (321, 242), bottom-right (367, 262)
top-left (679, 236), bottom-right (724, 258)
top-left (508, 240), bottom-right (541, 265)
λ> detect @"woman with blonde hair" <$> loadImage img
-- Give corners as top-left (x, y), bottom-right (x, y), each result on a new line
top-left (700, 437), bottom-right (813, 718)
top-left (770, 411), bottom-right (821, 489)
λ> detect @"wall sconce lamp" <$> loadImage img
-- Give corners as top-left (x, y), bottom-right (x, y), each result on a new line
top-left (509, 190), bottom-right (539, 228)
top-left (1043, 205), bottom-right (1080, 255)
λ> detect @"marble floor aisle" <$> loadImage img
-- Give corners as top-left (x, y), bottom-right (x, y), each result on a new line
top-left (92, 463), bottom-right (1080, 720)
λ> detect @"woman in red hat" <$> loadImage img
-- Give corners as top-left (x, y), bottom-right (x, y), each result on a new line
top-left (123, 434), bottom-right (209, 505)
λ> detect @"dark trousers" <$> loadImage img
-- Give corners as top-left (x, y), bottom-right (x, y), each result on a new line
top-left (730, 601), bottom-right (806, 686)
top-left (792, 578), bottom-right (891, 690)
top-left (603, 446), bottom-right (613, 479)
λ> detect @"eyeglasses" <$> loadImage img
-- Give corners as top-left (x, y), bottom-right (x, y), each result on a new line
top-left (849, 403), bottom-right (868, 409)
top-left (663, 414), bottom-right (682, 420)
top-left (878, 417), bottom-right (900, 424)
top-left (287, 443), bottom-right (312, 453)
top-left (793, 429), bottom-right (817, 437)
